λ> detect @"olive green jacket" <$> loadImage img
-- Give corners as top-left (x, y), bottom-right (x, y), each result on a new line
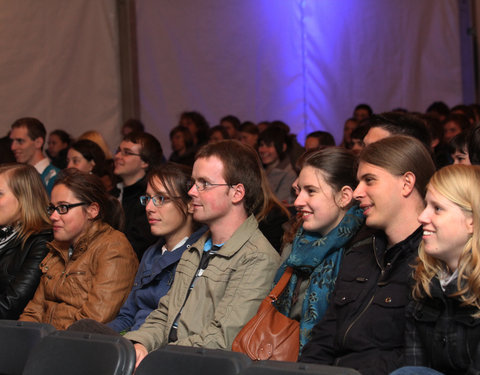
top-left (125, 215), bottom-right (280, 351)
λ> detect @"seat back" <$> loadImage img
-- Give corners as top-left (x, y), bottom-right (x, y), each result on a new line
top-left (22, 330), bottom-right (136, 375)
top-left (0, 320), bottom-right (55, 375)
top-left (135, 345), bottom-right (251, 375)
top-left (240, 360), bottom-right (362, 375)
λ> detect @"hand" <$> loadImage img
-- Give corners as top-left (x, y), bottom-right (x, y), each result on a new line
top-left (134, 343), bottom-right (148, 369)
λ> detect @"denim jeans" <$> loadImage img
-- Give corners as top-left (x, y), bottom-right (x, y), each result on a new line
top-left (390, 366), bottom-right (444, 375)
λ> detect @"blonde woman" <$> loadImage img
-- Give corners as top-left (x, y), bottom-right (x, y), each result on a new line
top-left (0, 164), bottom-right (52, 319)
top-left (392, 165), bottom-right (480, 375)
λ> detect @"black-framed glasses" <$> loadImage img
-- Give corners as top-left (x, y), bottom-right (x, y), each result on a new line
top-left (140, 195), bottom-right (175, 207)
top-left (47, 202), bottom-right (87, 216)
top-left (115, 147), bottom-right (141, 157)
top-left (188, 179), bottom-right (232, 192)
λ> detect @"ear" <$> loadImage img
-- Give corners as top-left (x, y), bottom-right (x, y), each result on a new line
top-left (231, 183), bottom-right (246, 204)
top-left (187, 201), bottom-right (194, 214)
top-left (466, 214), bottom-right (474, 235)
top-left (336, 186), bottom-right (353, 209)
top-left (86, 202), bottom-right (100, 220)
top-left (282, 143), bottom-right (287, 153)
top-left (88, 159), bottom-right (96, 172)
top-left (141, 160), bottom-right (149, 171)
top-left (401, 171), bottom-right (416, 197)
top-left (34, 137), bottom-right (44, 150)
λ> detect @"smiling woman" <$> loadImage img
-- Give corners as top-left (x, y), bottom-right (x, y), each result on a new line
top-left (391, 165), bottom-right (480, 375)
top-left (19, 169), bottom-right (138, 329)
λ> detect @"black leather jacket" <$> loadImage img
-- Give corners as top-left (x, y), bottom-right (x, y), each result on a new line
top-left (300, 226), bottom-right (422, 375)
top-left (0, 230), bottom-right (52, 319)
top-left (405, 278), bottom-right (480, 375)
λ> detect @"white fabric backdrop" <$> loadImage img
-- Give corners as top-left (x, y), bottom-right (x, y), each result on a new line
top-left (0, 0), bottom-right (122, 151)
top-left (136, 0), bottom-right (462, 154)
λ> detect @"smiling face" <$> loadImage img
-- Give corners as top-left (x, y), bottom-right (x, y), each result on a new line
top-left (294, 166), bottom-right (345, 236)
top-left (49, 184), bottom-right (94, 245)
top-left (353, 162), bottom-right (405, 231)
top-left (67, 148), bottom-right (95, 173)
top-left (418, 186), bottom-right (473, 271)
top-left (145, 177), bottom-right (191, 245)
top-left (258, 141), bottom-right (279, 166)
top-left (10, 126), bottom-right (42, 165)
top-left (114, 140), bottom-right (147, 184)
top-left (0, 174), bottom-right (21, 227)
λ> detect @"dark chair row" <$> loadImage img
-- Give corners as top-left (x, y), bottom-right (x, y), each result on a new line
top-left (0, 320), bottom-right (360, 375)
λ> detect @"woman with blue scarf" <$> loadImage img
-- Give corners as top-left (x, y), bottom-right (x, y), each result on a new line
top-left (273, 147), bottom-right (364, 353)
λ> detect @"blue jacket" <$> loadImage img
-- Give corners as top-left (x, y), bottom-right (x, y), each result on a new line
top-left (108, 226), bottom-right (208, 332)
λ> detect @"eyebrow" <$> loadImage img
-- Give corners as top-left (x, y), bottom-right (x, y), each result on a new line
top-left (357, 173), bottom-right (376, 180)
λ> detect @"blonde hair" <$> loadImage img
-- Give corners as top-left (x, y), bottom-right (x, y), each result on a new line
top-left (79, 130), bottom-right (113, 159)
top-left (0, 164), bottom-right (51, 244)
top-left (413, 164), bottom-right (480, 315)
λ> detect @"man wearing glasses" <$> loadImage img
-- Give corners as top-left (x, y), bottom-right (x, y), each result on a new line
top-left (114, 132), bottom-right (164, 260)
top-left (125, 140), bottom-right (280, 368)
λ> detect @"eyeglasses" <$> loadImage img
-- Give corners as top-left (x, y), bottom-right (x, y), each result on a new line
top-left (115, 147), bottom-right (141, 157)
top-left (188, 179), bottom-right (232, 192)
top-left (47, 202), bottom-right (87, 216)
top-left (140, 195), bottom-right (175, 207)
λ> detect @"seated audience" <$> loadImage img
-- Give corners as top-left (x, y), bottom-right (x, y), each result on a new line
top-left (426, 101), bottom-right (449, 122)
top-left (10, 117), bottom-right (60, 196)
top-left (272, 148), bottom-right (364, 352)
top-left (340, 118), bottom-right (359, 149)
top-left (258, 127), bottom-right (297, 203)
top-left (304, 131), bottom-right (336, 151)
top-left (169, 125), bottom-right (196, 167)
top-left (108, 163), bottom-right (207, 332)
top-left (220, 115), bottom-right (241, 139)
top-left (300, 136), bottom-right (436, 375)
top-left (208, 125), bottom-right (230, 144)
top-left (353, 103), bottom-right (373, 122)
top-left (122, 119), bottom-right (145, 137)
top-left (67, 139), bottom-right (106, 175)
top-left (350, 124), bottom-right (369, 157)
top-left (443, 113), bottom-right (471, 144)
top-left (392, 165), bottom-right (480, 375)
top-left (239, 121), bottom-right (259, 149)
top-left (179, 111), bottom-right (210, 147)
top-left (449, 132), bottom-right (471, 165)
top-left (78, 130), bottom-right (113, 160)
top-left (0, 164), bottom-right (52, 319)
top-left (47, 129), bottom-right (71, 169)
top-left (19, 169), bottom-right (138, 329)
top-left (124, 140), bottom-right (280, 369)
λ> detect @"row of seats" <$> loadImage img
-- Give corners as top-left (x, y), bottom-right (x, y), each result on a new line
top-left (0, 320), bottom-right (360, 375)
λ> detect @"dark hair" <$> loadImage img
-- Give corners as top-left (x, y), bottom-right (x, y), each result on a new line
top-left (195, 140), bottom-right (264, 216)
top-left (11, 117), bottom-right (46, 147)
top-left (354, 104), bottom-right (373, 116)
top-left (169, 125), bottom-right (194, 149)
top-left (351, 124), bottom-right (370, 140)
top-left (179, 111), bottom-right (210, 145)
top-left (122, 119), bottom-right (145, 134)
top-left (302, 147), bottom-right (357, 192)
top-left (443, 113), bottom-right (471, 132)
top-left (69, 139), bottom-right (106, 177)
top-left (208, 125), bottom-right (230, 141)
top-left (468, 125), bottom-right (480, 165)
top-left (449, 132), bottom-right (469, 154)
top-left (50, 130), bottom-right (71, 145)
top-left (451, 104), bottom-right (475, 124)
top-left (258, 126), bottom-right (289, 161)
top-left (123, 132), bottom-right (164, 172)
top-left (366, 112), bottom-right (432, 149)
top-left (53, 169), bottom-right (125, 230)
top-left (306, 131), bottom-right (336, 147)
top-left (239, 122), bottom-right (259, 135)
top-left (146, 163), bottom-right (193, 221)
top-left (426, 101), bottom-right (450, 118)
top-left (420, 114), bottom-right (444, 144)
top-left (220, 115), bottom-right (241, 130)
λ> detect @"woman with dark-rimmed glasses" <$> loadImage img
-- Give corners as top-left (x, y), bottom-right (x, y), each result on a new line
top-left (19, 168), bottom-right (138, 329)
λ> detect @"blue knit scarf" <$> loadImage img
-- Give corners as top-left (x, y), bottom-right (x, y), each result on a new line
top-left (273, 205), bottom-right (364, 351)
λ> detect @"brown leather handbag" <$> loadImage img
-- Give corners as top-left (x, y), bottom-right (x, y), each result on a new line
top-left (232, 267), bottom-right (300, 362)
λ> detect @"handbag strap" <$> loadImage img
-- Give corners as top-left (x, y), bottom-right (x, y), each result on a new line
top-left (269, 267), bottom-right (294, 300)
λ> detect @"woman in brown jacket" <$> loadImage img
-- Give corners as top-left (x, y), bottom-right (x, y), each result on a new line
top-left (19, 169), bottom-right (138, 329)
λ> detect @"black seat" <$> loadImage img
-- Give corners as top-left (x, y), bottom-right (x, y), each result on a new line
top-left (240, 360), bottom-right (362, 375)
top-left (0, 320), bottom-right (55, 375)
top-left (135, 345), bottom-right (252, 375)
top-left (22, 330), bottom-right (136, 375)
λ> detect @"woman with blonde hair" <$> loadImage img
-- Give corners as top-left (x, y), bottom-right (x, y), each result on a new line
top-left (392, 165), bottom-right (480, 375)
top-left (0, 163), bottom-right (52, 319)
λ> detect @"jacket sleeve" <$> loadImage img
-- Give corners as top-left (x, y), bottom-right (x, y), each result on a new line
top-left (0, 234), bottom-right (50, 319)
top-left (172, 250), bottom-right (279, 349)
top-left (124, 288), bottom-right (170, 351)
top-left (72, 238), bottom-right (138, 326)
top-left (18, 269), bottom-right (48, 323)
top-left (403, 300), bottom-right (427, 367)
